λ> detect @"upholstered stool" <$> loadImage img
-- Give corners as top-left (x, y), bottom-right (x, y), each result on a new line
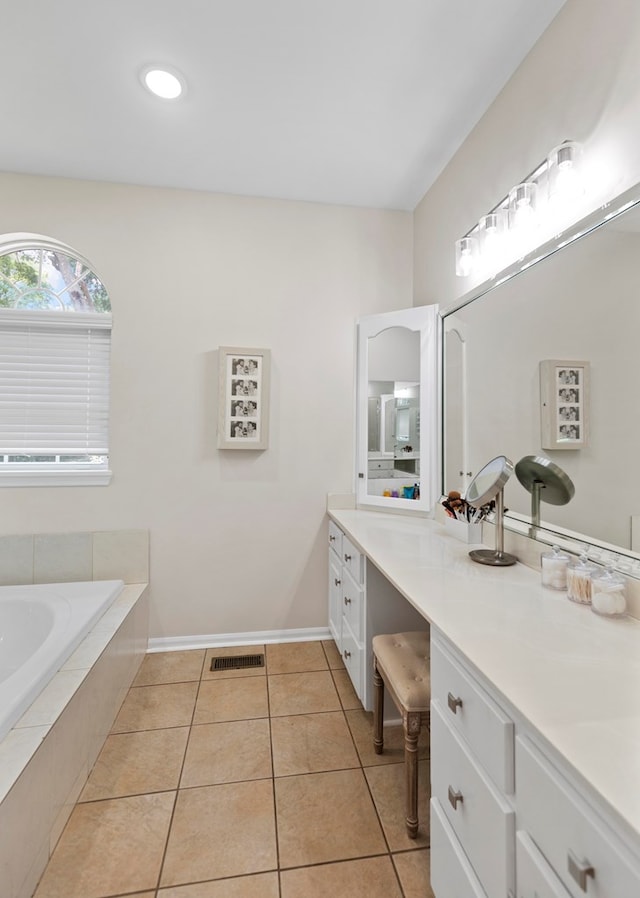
top-left (372, 631), bottom-right (430, 838)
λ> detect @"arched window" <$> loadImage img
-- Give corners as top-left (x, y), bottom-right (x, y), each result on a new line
top-left (0, 233), bottom-right (112, 485)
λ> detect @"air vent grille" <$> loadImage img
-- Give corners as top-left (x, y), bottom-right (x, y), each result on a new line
top-left (211, 654), bottom-right (265, 671)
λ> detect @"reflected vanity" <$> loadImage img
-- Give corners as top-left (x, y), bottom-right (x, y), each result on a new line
top-left (441, 182), bottom-right (640, 574)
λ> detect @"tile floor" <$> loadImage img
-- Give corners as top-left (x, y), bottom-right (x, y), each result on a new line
top-left (33, 640), bottom-right (434, 898)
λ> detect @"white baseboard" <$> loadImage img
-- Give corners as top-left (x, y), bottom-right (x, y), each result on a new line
top-left (147, 626), bottom-right (332, 654)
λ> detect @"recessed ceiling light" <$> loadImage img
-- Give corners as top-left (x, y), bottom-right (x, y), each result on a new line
top-left (140, 66), bottom-right (185, 100)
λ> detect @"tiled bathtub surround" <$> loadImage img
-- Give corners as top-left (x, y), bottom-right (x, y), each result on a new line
top-left (0, 529), bottom-right (149, 587)
top-left (0, 530), bottom-right (149, 898)
top-left (32, 641), bottom-right (434, 898)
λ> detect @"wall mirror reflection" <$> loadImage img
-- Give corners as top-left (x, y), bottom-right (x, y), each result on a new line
top-left (441, 183), bottom-right (640, 573)
top-left (357, 306), bottom-right (438, 513)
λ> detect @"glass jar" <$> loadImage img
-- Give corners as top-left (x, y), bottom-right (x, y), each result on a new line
top-left (591, 564), bottom-right (626, 618)
top-left (566, 550), bottom-right (597, 605)
top-left (540, 545), bottom-right (570, 590)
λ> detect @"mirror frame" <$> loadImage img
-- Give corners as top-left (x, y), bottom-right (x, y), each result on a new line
top-left (357, 305), bottom-right (439, 514)
top-left (439, 181), bottom-right (640, 572)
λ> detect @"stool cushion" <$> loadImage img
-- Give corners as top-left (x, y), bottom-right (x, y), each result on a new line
top-left (372, 631), bottom-right (430, 713)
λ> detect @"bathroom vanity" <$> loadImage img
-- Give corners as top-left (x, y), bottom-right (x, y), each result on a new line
top-left (328, 507), bottom-right (640, 898)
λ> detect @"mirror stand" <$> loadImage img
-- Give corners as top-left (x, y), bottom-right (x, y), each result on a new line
top-left (469, 488), bottom-right (518, 566)
top-left (465, 455), bottom-right (518, 567)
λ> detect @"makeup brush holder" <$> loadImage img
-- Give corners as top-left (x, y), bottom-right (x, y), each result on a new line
top-left (444, 518), bottom-right (483, 544)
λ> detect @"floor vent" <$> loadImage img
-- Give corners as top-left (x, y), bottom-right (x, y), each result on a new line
top-left (211, 654), bottom-right (265, 671)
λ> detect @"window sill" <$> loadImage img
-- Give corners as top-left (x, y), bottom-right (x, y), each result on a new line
top-left (0, 469), bottom-right (112, 487)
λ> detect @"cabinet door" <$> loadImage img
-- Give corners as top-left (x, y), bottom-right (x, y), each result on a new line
top-left (516, 736), bottom-right (640, 898)
top-left (516, 831), bottom-right (572, 898)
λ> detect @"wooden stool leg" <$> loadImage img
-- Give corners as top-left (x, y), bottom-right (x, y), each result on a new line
top-left (404, 710), bottom-right (421, 838)
top-left (373, 659), bottom-right (384, 755)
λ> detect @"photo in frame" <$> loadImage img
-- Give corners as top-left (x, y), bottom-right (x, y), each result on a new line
top-left (218, 346), bottom-right (271, 450)
top-left (540, 359), bottom-right (590, 450)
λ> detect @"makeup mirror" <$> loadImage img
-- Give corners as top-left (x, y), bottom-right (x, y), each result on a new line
top-left (515, 455), bottom-right (575, 537)
top-left (465, 455), bottom-right (517, 566)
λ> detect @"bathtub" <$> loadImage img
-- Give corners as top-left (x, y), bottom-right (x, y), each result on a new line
top-left (0, 579), bottom-right (124, 743)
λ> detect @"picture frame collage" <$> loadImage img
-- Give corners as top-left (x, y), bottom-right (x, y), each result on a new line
top-left (540, 359), bottom-right (590, 450)
top-left (218, 346), bottom-right (271, 450)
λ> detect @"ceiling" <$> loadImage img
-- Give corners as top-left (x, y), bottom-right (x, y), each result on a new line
top-left (1, 1), bottom-right (566, 211)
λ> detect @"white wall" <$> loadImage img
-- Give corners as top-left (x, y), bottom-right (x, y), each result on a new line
top-left (414, 0), bottom-right (640, 309)
top-left (0, 173), bottom-right (412, 639)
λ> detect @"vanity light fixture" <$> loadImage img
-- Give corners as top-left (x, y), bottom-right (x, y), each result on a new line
top-left (547, 140), bottom-right (584, 204)
top-left (455, 140), bottom-right (584, 278)
top-left (141, 65), bottom-right (186, 100)
top-left (455, 236), bottom-right (478, 278)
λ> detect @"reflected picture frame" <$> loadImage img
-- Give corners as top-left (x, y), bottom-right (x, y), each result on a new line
top-left (540, 359), bottom-right (590, 450)
top-left (218, 346), bottom-right (271, 450)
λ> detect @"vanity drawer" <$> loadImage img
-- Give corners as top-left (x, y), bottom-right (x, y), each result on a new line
top-left (368, 457), bottom-right (394, 472)
top-left (340, 619), bottom-right (363, 699)
top-left (328, 520), bottom-right (343, 558)
top-left (516, 831), bottom-right (572, 898)
top-left (431, 701), bottom-right (515, 898)
top-left (328, 552), bottom-right (342, 647)
top-left (341, 568), bottom-right (364, 642)
top-left (430, 797), bottom-right (488, 898)
top-left (342, 534), bottom-right (364, 586)
top-left (516, 736), bottom-right (640, 898)
top-left (431, 636), bottom-right (514, 792)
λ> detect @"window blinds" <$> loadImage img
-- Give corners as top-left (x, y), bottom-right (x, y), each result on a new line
top-left (0, 310), bottom-right (111, 456)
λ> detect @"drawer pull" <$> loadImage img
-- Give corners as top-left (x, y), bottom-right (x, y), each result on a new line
top-left (447, 786), bottom-right (463, 809)
top-left (447, 692), bottom-right (463, 714)
top-left (344, 553), bottom-right (352, 562)
top-left (344, 596), bottom-right (351, 605)
top-left (334, 578), bottom-right (341, 587)
top-left (568, 851), bottom-right (595, 892)
top-left (329, 535), bottom-right (336, 542)
top-left (343, 650), bottom-right (351, 660)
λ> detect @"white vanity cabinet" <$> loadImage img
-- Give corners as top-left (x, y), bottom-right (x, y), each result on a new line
top-left (328, 519), bottom-right (366, 699)
top-left (327, 519), bottom-right (427, 710)
top-left (431, 631), bottom-right (640, 898)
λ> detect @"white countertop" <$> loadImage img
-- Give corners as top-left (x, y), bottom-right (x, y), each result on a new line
top-left (329, 508), bottom-right (640, 845)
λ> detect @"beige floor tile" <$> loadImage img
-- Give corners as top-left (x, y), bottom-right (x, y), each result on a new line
top-left (281, 855), bottom-right (403, 898)
top-left (268, 670), bottom-right (341, 717)
top-left (271, 711), bottom-right (359, 776)
top-left (266, 640), bottom-right (328, 674)
top-left (202, 645), bottom-right (267, 680)
top-left (345, 708), bottom-right (429, 766)
top-left (158, 871), bottom-right (279, 897)
top-left (112, 682), bottom-right (199, 733)
top-left (365, 760), bottom-right (431, 850)
top-left (331, 668), bottom-right (363, 710)
top-left (275, 768), bottom-right (386, 868)
top-left (134, 650), bottom-right (205, 686)
top-left (321, 639), bottom-right (346, 670)
top-left (34, 792), bottom-right (175, 898)
top-left (181, 718), bottom-right (272, 787)
top-left (160, 780), bottom-right (277, 886)
top-left (393, 849), bottom-right (434, 898)
top-left (81, 727), bottom-right (189, 801)
top-left (193, 677), bottom-right (269, 724)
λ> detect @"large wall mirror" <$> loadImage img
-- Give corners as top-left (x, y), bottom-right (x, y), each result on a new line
top-left (441, 183), bottom-right (640, 573)
top-left (357, 305), bottom-right (438, 513)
